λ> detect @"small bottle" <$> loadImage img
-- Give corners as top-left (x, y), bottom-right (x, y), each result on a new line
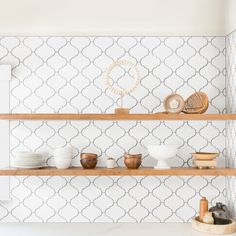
top-left (199, 197), bottom-right (208, 222)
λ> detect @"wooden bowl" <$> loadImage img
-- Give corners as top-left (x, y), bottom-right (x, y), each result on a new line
top-left (192, 152), bottom-right (219, 160)
top-left (80, 153), bottom-right (98, 159)
top-left (124, 154), bottom-right (142, 169)
top-left (124, 153), bottom-right (142, 159)
top-left (192, 217), bottom-right (236, 235)
top-left (80, 158), bottom-right (97, 169)
top-left (183, 92), bottom-right (209, 114)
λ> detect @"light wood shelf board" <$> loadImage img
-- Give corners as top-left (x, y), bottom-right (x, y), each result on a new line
top-left (0, 167), bottom-right (235, 176)
top-left (0, 113), bottom-right (235, 120)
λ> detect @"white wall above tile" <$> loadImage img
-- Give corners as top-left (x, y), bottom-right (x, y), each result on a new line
top-left (225, 0), bottom-right (236, 35)
top-left (0, 0), bottom-right (226, 36)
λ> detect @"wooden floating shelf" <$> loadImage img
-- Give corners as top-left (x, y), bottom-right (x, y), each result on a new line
top-left (0, 113), bottom-right (236, 120)
top-left (0, 167), bottom-right (235, 176)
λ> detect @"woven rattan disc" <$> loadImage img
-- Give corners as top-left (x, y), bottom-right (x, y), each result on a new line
top-left (183, 92), bottom-right (208, 114)
top-left (164, 93), bottom-right (185, 114)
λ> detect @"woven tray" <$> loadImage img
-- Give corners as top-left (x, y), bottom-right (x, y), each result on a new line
top-left (192, 217), bottom-right (236, 235)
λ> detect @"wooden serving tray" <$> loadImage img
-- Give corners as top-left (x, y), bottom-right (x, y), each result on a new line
top-left (192, 217), bottom-right (236, 235)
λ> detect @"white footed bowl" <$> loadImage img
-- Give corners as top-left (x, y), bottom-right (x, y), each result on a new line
top-left (146, 144), bottom-right (178, 169)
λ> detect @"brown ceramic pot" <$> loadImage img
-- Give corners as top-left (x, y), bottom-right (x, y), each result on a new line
top-left (80, 153), bottom-right (98, 159)
top-left (124, 153), bottom-right (142, 169)
top-left (80, 158), bottom-right (97, 169)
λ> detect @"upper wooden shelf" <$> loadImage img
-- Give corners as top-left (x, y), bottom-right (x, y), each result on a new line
top-left (0, 113), bottom-right (235, 120)
top-left (0, 167), bottom-right (235, 176)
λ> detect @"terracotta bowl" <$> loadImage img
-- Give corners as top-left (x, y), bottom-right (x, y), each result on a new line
top-left (192, 152), bottom-right (219, 160)
top-left (80, 158), bottom-right (97, 169)
top-left (124, 154), bottom-right (142, 169)
top-left (80, 153), bottom-right (98, 159)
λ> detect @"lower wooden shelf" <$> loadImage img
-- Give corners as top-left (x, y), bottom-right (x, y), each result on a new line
top-left (0, 167), bottom-right (235, 176)
top-left (0, 113), bottom-right (236, 120)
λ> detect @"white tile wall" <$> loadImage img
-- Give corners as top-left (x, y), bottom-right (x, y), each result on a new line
top-left (0, 36), bottom-right (226, 222)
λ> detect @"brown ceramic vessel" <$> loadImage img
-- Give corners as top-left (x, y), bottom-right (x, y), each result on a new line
top-left (124, 153), bottom-right (142, 169)
top-left (80, 158), bottom-right (97, 169)
top-left (80, 153), bottom-right (98, 159)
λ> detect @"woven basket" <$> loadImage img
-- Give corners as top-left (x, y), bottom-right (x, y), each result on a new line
top-left (183, 92), bottom-right (208, 114)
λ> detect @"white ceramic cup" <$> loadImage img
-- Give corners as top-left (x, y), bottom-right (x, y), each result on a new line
top-left (106, 158), bottom-right (115, 169)
top-left (53, 146), bottom-right (74, 168)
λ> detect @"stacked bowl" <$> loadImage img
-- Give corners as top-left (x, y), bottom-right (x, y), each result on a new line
top-left (80, 153), bottom-right (98, 169)
top-left (12, 151), bottom-right (45, 169)
top-left (124, 153), bottom-right (142, 169)
top-left (53, 146), bottom-right (73, 169)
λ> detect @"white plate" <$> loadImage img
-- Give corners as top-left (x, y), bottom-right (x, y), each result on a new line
top-left (11, 164), bottom-right (46, 169)
top-left (15, 152), bottom-right (43, 159)
top-left (12, 161), bottom-right (46, 167)
top-left (13, 160), bottom-right (44, 164)
top-left (16, 151), bottom-right (41, 155)
top-left (13, 163), bottom-right (46, 167)
top-left (15, 155), bottom-right (42, 160)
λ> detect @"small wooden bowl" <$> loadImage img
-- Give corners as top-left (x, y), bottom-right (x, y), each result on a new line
top-left (192, 217), bottom-right (236, 235)
top-left (124, 153), bottom-right (142, 159)
top-left (80, 153), bottom-right (98, 159)
top-left (80, 158), bottom-right (97, 169)
top-left (124, 154), bottom-right (142, 169)
top-left (192, 152), bottom-right (219, 160)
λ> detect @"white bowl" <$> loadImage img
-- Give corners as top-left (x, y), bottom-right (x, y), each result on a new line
top-left (53, 146), bottom-right (73, 160)
top-left (54, 154), bottom-right (73, 160)
top-left (146, 144), bottom-right (178, 169)
top-left (54, 158), bottom-right (72, 169)
top-left (54, 146), bottom-right (73, 155)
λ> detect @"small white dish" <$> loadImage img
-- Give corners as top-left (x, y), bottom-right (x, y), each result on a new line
top-left (146, 144), bottom-right (178, 169)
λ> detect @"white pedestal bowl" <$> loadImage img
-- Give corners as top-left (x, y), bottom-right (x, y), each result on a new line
top-left (146, 145), bottom-right (178, 169)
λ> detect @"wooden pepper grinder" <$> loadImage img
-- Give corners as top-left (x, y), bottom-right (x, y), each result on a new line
top-left (199, 197), bottom-right (208, 222)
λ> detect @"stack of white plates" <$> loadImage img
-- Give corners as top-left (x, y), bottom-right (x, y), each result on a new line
top-left (12, 152), bottom-right (46, 169)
